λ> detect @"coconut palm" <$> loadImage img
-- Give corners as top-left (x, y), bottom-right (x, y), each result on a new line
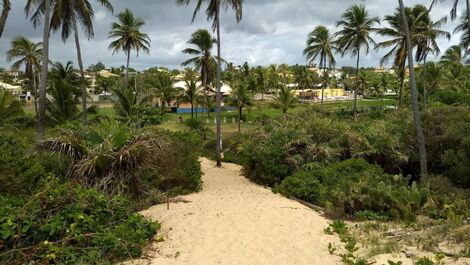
top-left (303, 25), bottom-right (337, 105)
top-left (6, 36), bottom-right (43, 117)
top-left (0, 90), bottom-right (24, 125)
top-left (377, 5), bottom-right (438, 106)
top-left (182, 29), bottom-right (217, 92)
top-left (25, 0), bottom-right (52, 142)
top-left (453, 15), bottom-right (470, 52)
top-left (431, 0), bottom-right (470, 45)
top-left (335, 4), bottom-right (380, 115)
top-left (440, 45), bottom-right (468, 64)
top-left (38, 0), bottom-right (113, 124)
top-left (180, 69), bottom-right (202, 118)
top-left (226, 81), bottom-right (252, 132)
top-left (154, 72), bottom-right (180, 110)
top-left (276, 84), bottom-right (296, 114)
top-left (49, 61), bottom-right (80, 86)
top-left (108, 9), bottom-right (150, 87)
top-left (46, 80), bottom-right (81, 125)
top-left (0, 0), bottom-right (11, 40)
top-left (111, 84), bottom-right (151, 118)
top-left (176, 0), bottom-right (243, 167)
top-left (38, 119), bottom-right (167, 196)
top-left (398, 0), bottom-right (428, 178)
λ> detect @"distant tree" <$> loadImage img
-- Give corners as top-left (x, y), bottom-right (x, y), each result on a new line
top-left (304, 25), bottom-right (337, 105)
top-left (108, 9), bottom-right (150, 87)
top-left (336, 4), bottom-right (380, 115)
top-left (46, 80), bottom-right (81, 124)
top-left (440, 45), bottom-right (467, 64)
top-left (180, 69), bottom-right (202, 118)
top-left (226, 81), bottom-right (252, 132)
top-left (276, 84), bottom-right (296, 114)
top-left (154, 72), bottom-right (180, 110)
top-left (6, 36), bottom-right (43, 117)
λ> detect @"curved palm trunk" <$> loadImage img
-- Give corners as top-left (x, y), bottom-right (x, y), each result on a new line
top-left (0, 0), bottom-right (10, 40)
top-left (354, 47), bottom-right (361, 116)
top-left (72, 15), bottom-right (87, 124)
top-left (399, 0), bottom-right (428, 179)
top-left (37, 0), bottom-right (51, 142)
top-left (215, 3), bottom-right (222, 167)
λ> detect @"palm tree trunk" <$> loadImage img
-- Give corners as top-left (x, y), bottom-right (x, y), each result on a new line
top-left (399, 60), bottom-right (406, 106)
top-left (71, 14), bottom-right (87, 124)
top-left (37, 0), bottom-right (51, 143)
top-left (399, 0), bottom-right (428, 179)
top-left (125, 48), bottom-right (130, 88)
top-left (32, 68), bottom-right (38, 119)
top-left (466, 0), bottom-right (470, 42)
top-left (191, 102), bottom-right (194, 118)
top-left (0, 0), bottom-right (10, 40)
top-left (354, 47), bottom-right (360, 115)
top-left (423, 57), bottom-right (427, 110)
top-left (238, 106), bottom-right (242, 133)
top-left (215, 1), bottom-right (222, 167)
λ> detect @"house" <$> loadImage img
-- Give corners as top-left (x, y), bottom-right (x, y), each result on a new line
top-left (0, 81), bottom-right (22, 95)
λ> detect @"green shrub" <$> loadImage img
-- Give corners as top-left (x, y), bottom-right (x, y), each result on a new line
top-left (0, 131), bottom-right (68, 195)
top-left (0, 179), bottom-right (158, 264)
top-left (274, 170), bottom-right (322, 203)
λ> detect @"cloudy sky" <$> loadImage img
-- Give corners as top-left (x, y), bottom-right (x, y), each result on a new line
top-left (0, 0), bottom-right (463, 70)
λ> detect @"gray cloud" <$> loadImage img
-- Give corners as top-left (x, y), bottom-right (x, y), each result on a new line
top-left (0, 0), bottom-right (463, 70)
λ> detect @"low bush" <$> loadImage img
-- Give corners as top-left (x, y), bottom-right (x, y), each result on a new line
top-left (276, 159), bottom-right (430, 221)
top-left (0, 178), bottom-right (158, 264)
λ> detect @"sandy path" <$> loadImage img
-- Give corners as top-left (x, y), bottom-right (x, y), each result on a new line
top-left (128, 158), bottom-right (340, 265)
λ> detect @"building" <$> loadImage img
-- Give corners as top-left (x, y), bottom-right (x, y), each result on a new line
top-left (0, 81), bottom-right (22, 95)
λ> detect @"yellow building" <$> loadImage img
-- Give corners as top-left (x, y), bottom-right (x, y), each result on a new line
top-left (294, 88), bottom-right (346, 97)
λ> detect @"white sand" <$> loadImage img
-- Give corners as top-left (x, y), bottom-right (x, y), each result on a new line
top-left (127, 158), bottom-right (341, 265)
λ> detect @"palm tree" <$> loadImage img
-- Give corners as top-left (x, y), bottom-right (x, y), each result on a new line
top-left (49, 61), bottom-right (80, 85)
top-left (154, 72), bottom-right (179, 110)
top-left (176, 0), bottom-right (243, 167)
top-left (303, 25), bottom-right (337, 105)
top-left (440, 45), bottom-right (468, 64)
top-left (0, 0), bottom-right (11, 39)
top-left (431, 0), bottom-right (470, 46)
top-left (46, 80), bottom-right (81, 125)
top-left (108, 9), bottom-right (150, 87)
top-left (416, 12), bottom-right (450, 110)
top-left (453, 15), bottom-right (470, 52)
top-left (276, 84), bottom-right (296, 114)
top-left (41, 0), bottom-right (113, 124)
top-left (226, 82), bottom-right (252, 132)
top-left (0, 90), bottom-right (24, 125)
top-left (25, 0), bottom-right (52, 142)
top-left (182, 29), bottom-right (217, 93)
top-left (398, 0), bottom-right (428, 179)
top-left (38, 119), bottom-right (167, 196)
top-left (180, 69), bottom-right (202, 118)
top-left (335, 4), bottom-right (380, 115)
top-left (377, 5), bottom-right (430, 106)
top-left (6, 36), bottom-right (43, 117)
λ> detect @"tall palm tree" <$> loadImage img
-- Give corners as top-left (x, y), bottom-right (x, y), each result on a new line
top-left (0, 0), bottom-right (11, 39)
top-left (108, 9), bottom-right (150, 87)
top-left (26, 0), bottom-right (52, 142)
top-left (180, 69), bottom-right (202, 118)
top-left (303, 25), bottom-right (337, 105)
top-left (335, 4), bottom-right (380, 115)
top-left (226, 81), bottom-right (252, 132)
top-left (43, 0), bottom-right (113, 124)
top-left (6, 36), bottom-right (43, 117)
top-left (182, 29), bottom-right (217, 92)
top-left (176, 0), bottom-right (243, 167)
top-left (377, 5), bottom-right (447, 106)
top-left (398, 0), bottom-right (428, 179)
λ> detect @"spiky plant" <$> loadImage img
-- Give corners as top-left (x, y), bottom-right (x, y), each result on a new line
top-left (38, 120), bottom-right (168, 196)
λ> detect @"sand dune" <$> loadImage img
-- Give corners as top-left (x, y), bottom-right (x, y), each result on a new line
top-left (126, 158), bottom-right (341, 265)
